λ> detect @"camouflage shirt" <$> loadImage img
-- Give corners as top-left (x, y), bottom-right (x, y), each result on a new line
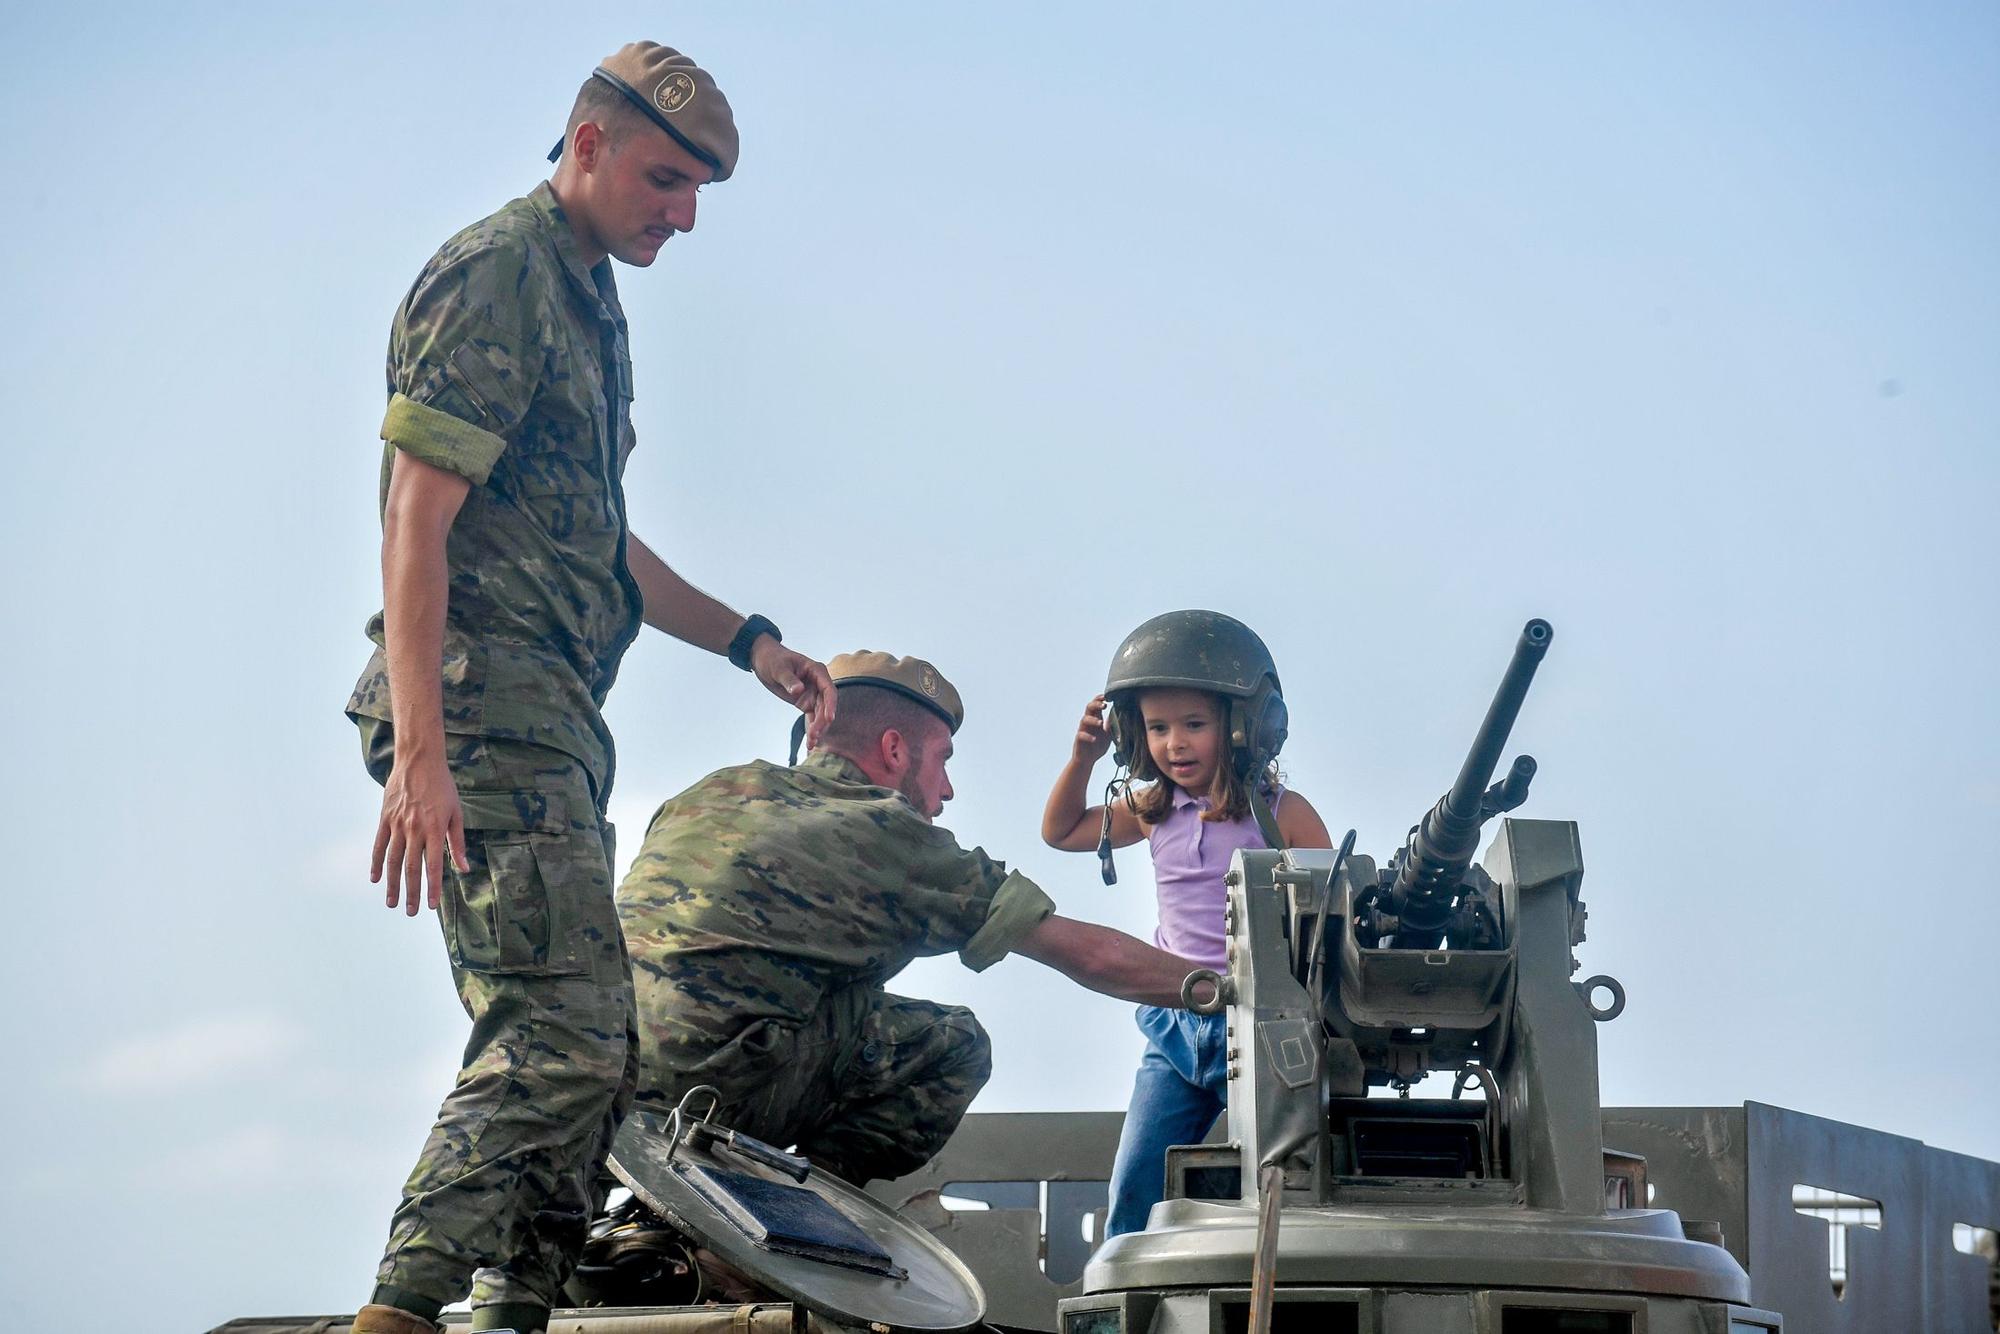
top-left (346, 181), bottom-right (642, 789)
top-left (618, 751), bottom-right (1057, 1071)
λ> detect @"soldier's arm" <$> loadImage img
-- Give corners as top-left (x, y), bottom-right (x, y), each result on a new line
top-left (625, 534), bottom-right (835, 743)
top-left (1041, 695), bottom-right (1146, 851)
top-left (1014, 914), bottom-right (1205, 1008)
top-left (626, 532), bottom-right (750, 650)
top-left (370, 451), bottom-right (473, 915)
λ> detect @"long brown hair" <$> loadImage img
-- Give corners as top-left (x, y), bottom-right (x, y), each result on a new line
top-left (1114, 690), bottom-right (1280, 825)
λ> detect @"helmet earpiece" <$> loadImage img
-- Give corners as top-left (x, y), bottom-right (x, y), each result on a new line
top-left (1106, 696), bottom-right (1153, 778)
top-left (1229, 679), bottom-right (1288, 781)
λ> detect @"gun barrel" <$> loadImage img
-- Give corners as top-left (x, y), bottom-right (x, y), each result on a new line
top-left (1444, 619), bottom-right (1551, 824)
top-left (1389, 619), bottom-right (1552, 934)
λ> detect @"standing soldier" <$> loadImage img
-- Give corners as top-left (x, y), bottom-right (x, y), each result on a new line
top-left (343, 43), bottom-right (834, 1334)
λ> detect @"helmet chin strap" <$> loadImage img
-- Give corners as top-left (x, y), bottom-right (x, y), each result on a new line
top-left (1247, 778), bottom-right (1285, 850)
top-left (1097, 771), bottom-right (1129, 885)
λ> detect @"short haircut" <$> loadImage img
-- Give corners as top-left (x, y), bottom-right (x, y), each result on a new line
top-left (817, 684), bottom-right (948, 759)
top-left (564, 75), bottom-right (647, 154)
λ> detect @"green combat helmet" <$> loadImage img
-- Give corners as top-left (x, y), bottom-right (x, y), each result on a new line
top-left (1100, 610), bottom-right (1290, 874)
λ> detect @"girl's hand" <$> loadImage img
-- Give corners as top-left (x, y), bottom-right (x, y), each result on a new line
top-left (1044, 698), bottom-right (1146, 851)
top-left (1073, 694), bottom-right (1114, 764)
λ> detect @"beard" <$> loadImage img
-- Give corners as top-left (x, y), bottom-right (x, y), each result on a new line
top-left (895, 743), bottom-right (935, 822)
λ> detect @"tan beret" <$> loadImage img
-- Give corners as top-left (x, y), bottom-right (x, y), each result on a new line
top-left (829, 651), bottom-right (964, 734)
top-left (554, 42), bottom-right (740, 181)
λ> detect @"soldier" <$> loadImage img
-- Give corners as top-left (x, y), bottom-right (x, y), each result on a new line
top-left (343, 43), bottom-right (834, 1334)
top-left (617, 653), bottom-right (1216, 1189)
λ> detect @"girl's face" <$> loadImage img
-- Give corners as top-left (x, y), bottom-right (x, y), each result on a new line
top-left (1138, 688), bottom-right (1225, 793)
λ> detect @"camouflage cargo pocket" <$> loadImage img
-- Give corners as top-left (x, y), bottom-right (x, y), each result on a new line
top-left (446, 790), bottom-right (590, 977)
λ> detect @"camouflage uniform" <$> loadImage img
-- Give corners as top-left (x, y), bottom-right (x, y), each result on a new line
top-left (346, 181), bottom-right (644, 1318)
top-left (349, 180), bottom-right (642, 787)
top-left (617, 751), bottom-right (1058, 1184)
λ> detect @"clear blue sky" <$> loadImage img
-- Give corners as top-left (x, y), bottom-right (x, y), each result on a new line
top-left (2, 4), bottom-right (1995, 1329)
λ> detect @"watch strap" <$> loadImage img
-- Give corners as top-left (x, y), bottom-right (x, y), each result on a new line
top-left (728, 614), bottom-right (782, 672)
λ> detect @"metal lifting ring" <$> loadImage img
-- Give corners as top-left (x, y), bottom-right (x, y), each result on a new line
top-left (663, 1084), bottom-right (723, 1164)
top-left (1182, 968), bottom-right (1230, 1015)
top-left (1578, 974), bottom-right (1626, 1021)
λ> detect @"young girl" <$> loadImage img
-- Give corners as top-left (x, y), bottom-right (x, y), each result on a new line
top-left (1041, 610), bottom-right (1331, 1239)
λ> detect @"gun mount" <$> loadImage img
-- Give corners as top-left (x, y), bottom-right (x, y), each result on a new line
top-left (1069, 618), bottom-right (1782, 1334)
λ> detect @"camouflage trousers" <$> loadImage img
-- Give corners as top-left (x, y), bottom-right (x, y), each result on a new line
top-left (645, 987), bottom-right (992, 1186)
top-left (361, 720), bottom-right (638, 1316)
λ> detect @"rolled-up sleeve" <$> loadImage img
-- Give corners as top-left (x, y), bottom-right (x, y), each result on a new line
top-left (381, 392), bottom-right (508, 484)
top-left (958, 870), bottom-right (1056, 972)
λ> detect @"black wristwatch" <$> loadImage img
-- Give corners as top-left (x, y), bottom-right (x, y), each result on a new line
top-left (727, 613), bottom-right (782, 672)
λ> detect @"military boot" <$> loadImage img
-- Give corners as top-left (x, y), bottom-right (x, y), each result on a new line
top-left (470, 1301), bottom-right (548, 1334)
top-left (350, 1304), bottom-right (441, 1334)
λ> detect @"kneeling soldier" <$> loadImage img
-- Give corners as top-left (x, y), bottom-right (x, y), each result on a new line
top-left (617, 652), bottom-right (1208, 1186)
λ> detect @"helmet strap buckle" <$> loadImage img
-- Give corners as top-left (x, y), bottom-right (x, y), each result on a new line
top-left (1097, 772), bottom-right (1129, 885)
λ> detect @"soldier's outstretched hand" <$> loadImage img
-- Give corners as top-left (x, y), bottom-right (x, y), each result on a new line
top-left (371, 752), bottom-right (470, 916)
top-left (752, 637), bottom-right (838, 750)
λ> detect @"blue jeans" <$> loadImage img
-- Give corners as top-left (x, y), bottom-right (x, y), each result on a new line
top-left (1106, 1005), bottom-right (1228, 1237)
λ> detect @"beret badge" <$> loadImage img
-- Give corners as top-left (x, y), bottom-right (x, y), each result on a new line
top-left (655, 71), bottom-right (697, 114)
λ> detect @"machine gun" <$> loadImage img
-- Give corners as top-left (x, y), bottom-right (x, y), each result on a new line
top-left (1355, 617), bottom-right (1550, 951)
top-left (1279, 619), bottom-right (1568, 1100)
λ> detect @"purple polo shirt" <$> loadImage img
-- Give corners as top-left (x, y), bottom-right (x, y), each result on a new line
top-left (1147, 785), bottom-right (1278, 971)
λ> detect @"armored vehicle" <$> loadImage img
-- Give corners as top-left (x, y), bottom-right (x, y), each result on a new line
top-left (212, 621), bottom-right (2000, 1334)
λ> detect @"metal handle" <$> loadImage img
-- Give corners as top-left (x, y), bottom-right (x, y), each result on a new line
top-left (1183, 968), bottom-right (1232, 1015)
top-left (1578, 974), bottom-right (1626, 1021)
top-left (1305, 829), bottom-right (1359, 1018)
top-left (719, 1129), bottom-right (812, 1182)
